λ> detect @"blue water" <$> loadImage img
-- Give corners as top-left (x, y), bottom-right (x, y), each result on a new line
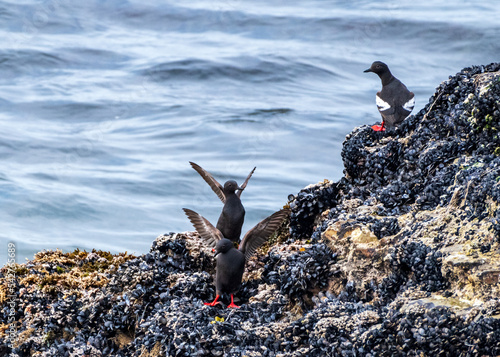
top-left (0, 0), bottom-right (499, 265)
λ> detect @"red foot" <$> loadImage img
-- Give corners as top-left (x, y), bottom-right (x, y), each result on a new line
top-left (371, 124), bottom-right (386, 132)
top-left (204, 295), bottom-right (221, 307)
top-left (227, 294), bottom-right (240, 309)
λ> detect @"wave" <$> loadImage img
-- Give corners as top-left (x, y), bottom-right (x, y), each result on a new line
top-left (139, 57), bottom-right (336, 83)
top-left (0, 50), bottom-right (65, 78)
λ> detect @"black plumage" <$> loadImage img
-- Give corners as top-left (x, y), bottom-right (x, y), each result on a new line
top-left (212, 238), bottom-right (245, 306)
top-left (189, 162), bottom-right (255, 242)
top-left (183, 207), bottom-right (290, 308)
top-left (364, 61), bottom-right (415, 131)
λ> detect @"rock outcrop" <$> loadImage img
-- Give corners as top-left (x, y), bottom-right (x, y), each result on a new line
top-left (1, 63), bottom-right (499, 356)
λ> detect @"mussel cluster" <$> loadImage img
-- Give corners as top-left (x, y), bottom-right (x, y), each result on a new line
top-left (288, 180), bottom-right (340, 239)
top-left (262, 243), bottom-right (337, 308)
top-left (288, 62), bottom-right (500, 244)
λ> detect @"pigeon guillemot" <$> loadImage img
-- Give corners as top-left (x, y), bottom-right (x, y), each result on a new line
top-left (183, 207), bottom-right (290, 308)
top-left (189, 162), bottom-right (256, 243)
top-left (364, 61), bottom-right (415, 131)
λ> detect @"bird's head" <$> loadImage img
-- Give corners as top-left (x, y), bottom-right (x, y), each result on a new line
top-left (214, 238), bottom-right (234, 257)
top-left (364, 61), bottom-right (389, 75)
top-left (223, 180), bottom-right (242, 194)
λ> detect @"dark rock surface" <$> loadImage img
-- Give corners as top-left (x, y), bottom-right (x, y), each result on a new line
top-left (1, 63), bottom-right (500, 356)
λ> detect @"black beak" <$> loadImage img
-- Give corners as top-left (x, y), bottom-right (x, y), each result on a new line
top-left (363, 68), bottom-right (372, 73)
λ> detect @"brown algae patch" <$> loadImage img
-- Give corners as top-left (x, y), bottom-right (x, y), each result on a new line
top-left (0, 249), bottom-right (135, 301)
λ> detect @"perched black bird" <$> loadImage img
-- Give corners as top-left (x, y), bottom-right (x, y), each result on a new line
top-left (364, 61), bottom-right (415, 131)
top-left (183, 207), bottom-right (290, 308)
top-left (189, 162), bottom-right (255, 243)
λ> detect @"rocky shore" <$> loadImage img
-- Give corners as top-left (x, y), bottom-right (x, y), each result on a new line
top-left (1, 63), bottom-right (500, 356)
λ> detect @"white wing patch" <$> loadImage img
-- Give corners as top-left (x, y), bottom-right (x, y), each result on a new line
top-left (376, 95), bottom-right (391, 112)
top-left (403, 96), bottom-right (415, 112)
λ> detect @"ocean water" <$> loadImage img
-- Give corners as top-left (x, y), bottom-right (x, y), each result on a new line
top-left (0, 0), bottom-right (498, 265)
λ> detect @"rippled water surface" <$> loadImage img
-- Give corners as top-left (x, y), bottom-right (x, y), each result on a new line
top-left (0, 0), bottom-right (499, 264)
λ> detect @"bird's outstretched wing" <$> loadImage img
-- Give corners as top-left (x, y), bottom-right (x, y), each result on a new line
top-left (189, 162), bottom-right (225, 203)
top-left (183, 208), bottom-right (223, 248)
top-left (238, 208), bottom-right (290, 261)
top-left (236, 166), bottom-right (256, 198)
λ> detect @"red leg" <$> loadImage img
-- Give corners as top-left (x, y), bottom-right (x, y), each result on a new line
top-left (204, 295), bottom-right (221, 306)
top-left (227, 294), bottom-right (240, 309)
top-left (371, 122), bottom-right (386, 132)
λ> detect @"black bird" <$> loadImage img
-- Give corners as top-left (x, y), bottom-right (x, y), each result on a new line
top-left (189, 162), bottom-right (255, 243)
top-left (364, 61), bottom-right (415, 131)
top-left (183, 207), bottom-right (290, 308)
